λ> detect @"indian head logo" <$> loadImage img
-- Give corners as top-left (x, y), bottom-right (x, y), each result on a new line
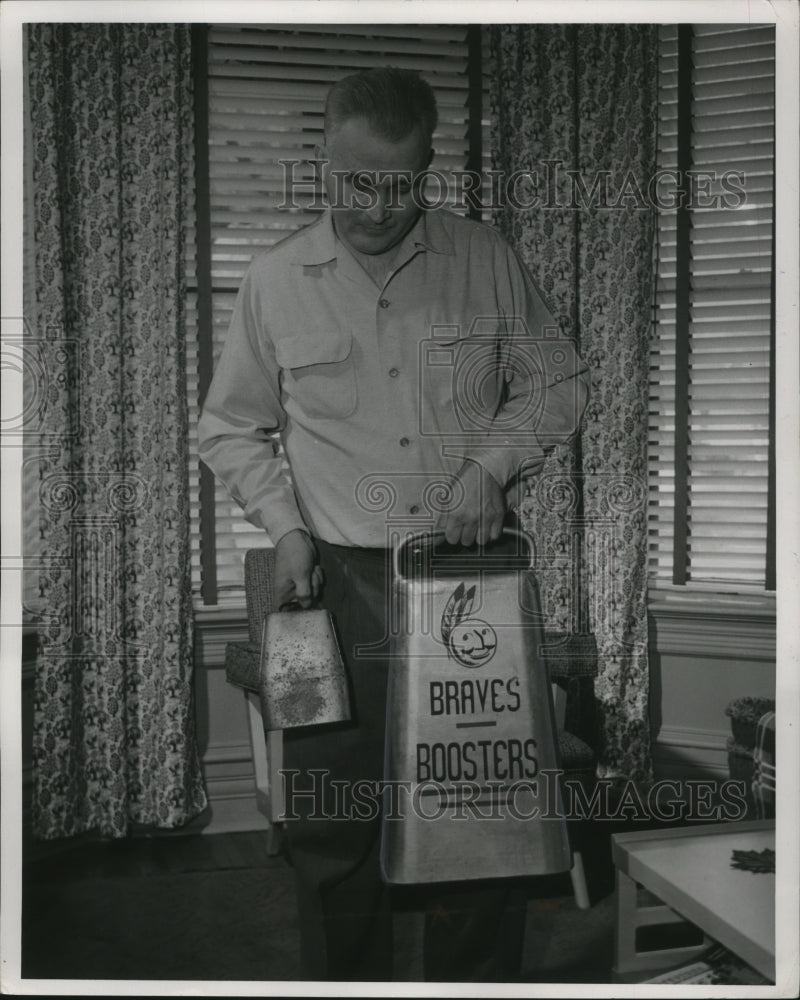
top-left (441, 582), bottom-right (498, 668)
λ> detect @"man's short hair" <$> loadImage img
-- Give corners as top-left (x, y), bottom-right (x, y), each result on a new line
top-left (325, 67), bottom-right (438, 145)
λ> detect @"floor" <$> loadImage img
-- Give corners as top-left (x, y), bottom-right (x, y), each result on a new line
top-left (21, 823), bottom-right (623, 984)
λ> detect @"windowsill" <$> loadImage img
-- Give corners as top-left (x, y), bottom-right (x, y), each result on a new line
top-left (21, 608), bottom-right (252, 673)
top-left (24, 596), bottom-right (777, 673)
top-left (191, 591), bottom-right (778, 669)
top-left (194, 590), bottom-right (779, 622)
top-left (193, 603), bottom-right (250, 668)
top-left (190, 591), bottom-right (779, 627)
top-left (647, 586), bottom-right (776, 621)
top-left (647, 586), bottom-right (776, 661)
top-left (194, 603), bottom-right (248, 624)
top-left (194, 585), bottom-right (775, 622)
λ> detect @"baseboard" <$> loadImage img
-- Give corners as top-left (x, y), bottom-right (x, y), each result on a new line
top-left (184, 788), bottom-right (271, 835)
top-left (194, 738), bottom-right (271, 835)
top-left (652, 724), bottom-right (730, 780)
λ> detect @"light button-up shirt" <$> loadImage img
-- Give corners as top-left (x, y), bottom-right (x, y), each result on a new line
top-left (198, 208), bottom-right (590, 547)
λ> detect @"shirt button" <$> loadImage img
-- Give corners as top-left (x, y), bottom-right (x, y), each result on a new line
top-left (389, 367), bottom-right (399, 378)
top-left (379, 298), bottom-right (390, 309)
top-left (399, 437), bottom-right (410, 447)
top-left (409, 504), bottom-right (420, 515)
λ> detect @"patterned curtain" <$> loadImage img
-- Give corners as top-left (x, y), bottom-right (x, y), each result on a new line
top-left (27, 24), bottom-right (208, 838)
top-left (489, 25), bottom-right (657, 783)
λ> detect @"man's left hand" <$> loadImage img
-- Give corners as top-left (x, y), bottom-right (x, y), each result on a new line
top-left (437, 461), bottom-right (506, 547)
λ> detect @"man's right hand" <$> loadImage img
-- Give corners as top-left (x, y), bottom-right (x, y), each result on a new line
top-left (274, 529), bottom-right (323, 609)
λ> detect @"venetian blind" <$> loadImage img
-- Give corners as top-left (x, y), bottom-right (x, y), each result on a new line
top-left (648, 23), bottom-right (775, 589)
top-left (188, 24), bottom-right (491, 605)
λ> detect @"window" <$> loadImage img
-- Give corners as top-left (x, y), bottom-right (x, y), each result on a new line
top-left (648, 23), bottom-right (775, 593)
top-left (190, 23), bottom-right (777, 607)
top-left (188, 24), bottom-right (491, 606)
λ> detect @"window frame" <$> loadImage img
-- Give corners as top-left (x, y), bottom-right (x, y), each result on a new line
top-left (647, 22), bottom-right (776, 605)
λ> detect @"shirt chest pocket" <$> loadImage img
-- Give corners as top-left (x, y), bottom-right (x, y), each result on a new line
top-left (421, 332), bottom-right (505, 425)
top-left (275, 331), bottom-right (357, 420)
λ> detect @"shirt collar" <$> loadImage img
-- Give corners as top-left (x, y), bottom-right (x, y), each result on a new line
top-left (292, 207), bottom-right (455, 266)
top-left (291, 211), bottom-right (338, 266)
top-left (410, 208), bottom-right (455, 256)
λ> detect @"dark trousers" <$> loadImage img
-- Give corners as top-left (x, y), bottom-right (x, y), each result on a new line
top-left (282, 540), bottom-right (527, 982)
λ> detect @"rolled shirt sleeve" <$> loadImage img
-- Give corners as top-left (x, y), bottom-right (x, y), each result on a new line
top-left (197, 268), bottom-right (308, 546)
top-left (460, 241), bottom-right (590, 489)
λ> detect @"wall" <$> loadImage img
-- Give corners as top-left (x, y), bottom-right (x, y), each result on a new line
top-left (190, 607), bottom-right (269, 834)
top-left (648, 594), bottom-right (776, 782)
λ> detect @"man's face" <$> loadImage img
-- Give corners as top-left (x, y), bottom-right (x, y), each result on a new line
top-left (319, 117), bottom-right (433, 256)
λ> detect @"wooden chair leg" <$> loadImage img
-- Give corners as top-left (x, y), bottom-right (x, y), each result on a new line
top-left (551, 681), bottom-right (568, 730)
top-left (246, 691), bottom-right (284, 855)
top-left (570, 850), bottom-right (591, 910)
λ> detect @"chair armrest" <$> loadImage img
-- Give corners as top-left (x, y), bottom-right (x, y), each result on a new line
top-left (226, 632), bottom-right (598, 691)
top-left (542, 632), bottom-right (598, 680)
top-left (225, 640), bottom-right (261, 694)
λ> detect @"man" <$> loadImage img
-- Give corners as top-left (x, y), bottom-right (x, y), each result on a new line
top-left (199, 68), bottom-right (589, 982)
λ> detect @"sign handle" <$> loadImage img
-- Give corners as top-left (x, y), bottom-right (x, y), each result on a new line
top-left (392, 527), bottom-right (536, 581)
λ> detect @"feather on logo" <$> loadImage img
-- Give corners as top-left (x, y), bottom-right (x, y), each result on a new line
top-left (441, 582), bottom-right (498, 668)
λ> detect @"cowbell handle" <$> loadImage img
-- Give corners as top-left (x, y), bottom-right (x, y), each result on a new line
top-left (392, 526), bottom-right (536, 580)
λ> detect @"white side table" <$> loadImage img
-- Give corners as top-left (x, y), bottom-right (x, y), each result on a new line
top-left (612, 819), bottom-right (775, 981)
